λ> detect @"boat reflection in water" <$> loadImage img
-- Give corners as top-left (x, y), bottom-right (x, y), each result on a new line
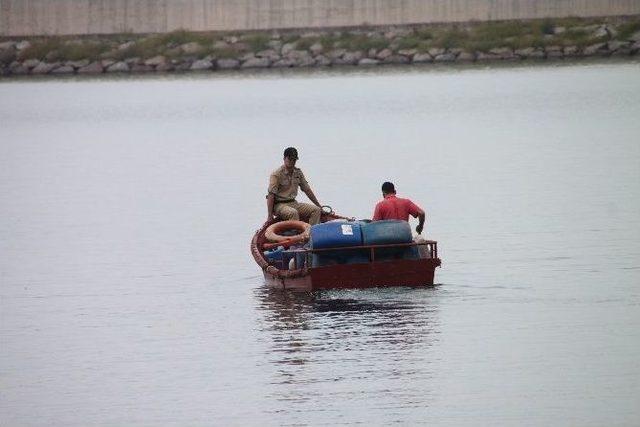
top-left (254, 286), bottom-right (442, 415)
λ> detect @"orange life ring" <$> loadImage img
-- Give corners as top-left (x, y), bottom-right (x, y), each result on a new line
top-left (265, 220), bottom-right (311, 243)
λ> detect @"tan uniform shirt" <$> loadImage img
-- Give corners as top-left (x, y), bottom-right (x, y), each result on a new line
top-left (268, 165), bottom-right (311, 202)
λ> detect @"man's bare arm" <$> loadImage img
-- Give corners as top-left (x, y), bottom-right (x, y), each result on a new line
top-left (266, 193), bottom-right (275, 221)
top-left (303, 188), bottom-right (321, 207)
top-left (416, 209), bottom-right (426, 234)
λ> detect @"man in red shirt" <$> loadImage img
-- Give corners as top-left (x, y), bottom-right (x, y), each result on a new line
top-left (372, 182), bottom-right (426, 234)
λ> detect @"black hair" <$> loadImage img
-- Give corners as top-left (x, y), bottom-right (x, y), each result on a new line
top-left (381, 182), bottom-right (395, 193)
top-left (283, 147), bottom-right (298, 159)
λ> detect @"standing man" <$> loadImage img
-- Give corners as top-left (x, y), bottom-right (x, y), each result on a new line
top-left (373, 181), bottom-right (426, 234)
top-left (267, 147), bottom-right (323, 225)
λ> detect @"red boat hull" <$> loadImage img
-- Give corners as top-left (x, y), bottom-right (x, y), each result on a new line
top-left (263, 258), bottom-right (441, 291)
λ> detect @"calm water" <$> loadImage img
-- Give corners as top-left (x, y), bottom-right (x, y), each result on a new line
top-left (1, 61), bottom-right (639, 426)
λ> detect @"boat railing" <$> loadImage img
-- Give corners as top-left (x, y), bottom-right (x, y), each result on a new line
top-left (277, 240), bottom-right (438, 268)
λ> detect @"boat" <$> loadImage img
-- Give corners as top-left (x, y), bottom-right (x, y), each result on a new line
top-left (250, 210), bottom-right (441, 291)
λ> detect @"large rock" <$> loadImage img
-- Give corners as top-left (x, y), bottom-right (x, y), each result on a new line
top-left (607, 41), bottom-right (629, 52)
top-left (213, 40), bottom-right (230, 50)
top-left (489, 47), bottom-right (514, 59)
top-left (295, 56), bottom-right (316, 67)
top-left (78, 62), bottom-right (104, 74)
top-left (130, 64), bottom-right (153, 72)
top-left (328, 49), bottom-right (347, 59)
top-left (241, 57), bottom-right (270, 68)
top-left (476, 52), bottom-right (501, 61)
top-left (15, 41), bottom-right (31, 51)
top-left (163, 46), bottom-right (181, 58)
top-left (314, 55), bottom-right (331, 66)
top-left (106, 61), bottom-right (130, 72)
top-left (190, 59), bottom-right (213, 70)
top-left (174, 61), bottom-right (193, 71)
top-left (286, 50), bottom-right (311, 60)
top-left (180, 42), bottom-right (203, 55)
top-left (22, 59), bottom-right (40, 69)
top-left (545, 46), bottom-right (564, 58)
top-left (44, 51), bottom-right (61, 62)
top-left (240, 52), bottom-right (256, 62)
top-left (281, 42), bottom-right (297, 56)
top-left (267, 40), bottom-right (282, 50)
top-left (124, 57), bottom-right (142, 66)
top-left (256, 49), bottom-right (279, 60)
top-left (0, 41), bottom-right (17, 50)
top-left (375, 48), bottom-right (393, 60)
top-left (342, 51), bottom-right (363, 64)
top-left (67, 59), bottom-right (90, 69)
top-left (592, 25), bottom-right (610, 39)
top-left (428, 48), bottom-right (445, 57)
top-left (118, 41), bottom-right (135, 50)
top-left (631, 41), bottom-right (640, 54)
top-left (412, 53), bottom-right (432, 63)
top-left (272, 58), bottom-right (296, 68)
top-left (515, 47), bottom-right (536, 58)
top-left (0, 48), bottom-right (17, 65)
top-left (528, 49), bottom-right (546, 59)
top-left (50, 65), bottom-right (74, 74)
top-left (383, 55), bottom-right (410, 64)
top-left (155, 63), bottom-right (175, 72)
top-left (310, 43), bottom-right (324, 55)
top-left (358, 58), bottom-right (379, 66)
top-left (434, 52), bottom-right (457, 62)
top-left (563, 46), bottom-right (580, 56)
top-left (145, 56), bottom-right (167, 67)
top-left (31, 62), bottom-right (59, 74)
top-left (457, 51), bottom-right (475, 61)
top-left (300, 31), bottom-right (321, 39)
top-left (216, 58), bottom-right (240, 69)
top-left (398, 49), bottom-right (417, 57)
top-left (10, 63), bottom-right (29, 75)
top-left (583, 43), bottom-right (607, 56)
top-left (629, 30), bottom-right (640, 42)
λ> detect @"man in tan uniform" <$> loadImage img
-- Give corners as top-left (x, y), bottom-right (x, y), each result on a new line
top-left (266, 147), bottom-right (322, 225)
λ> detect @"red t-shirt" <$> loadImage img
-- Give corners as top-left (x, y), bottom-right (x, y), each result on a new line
top-left (372, 195), bottom-right (422, 221)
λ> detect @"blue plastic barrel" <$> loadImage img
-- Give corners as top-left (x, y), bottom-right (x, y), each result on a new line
top-left (360, 220), bottom-right (412, 245)
top-left (360, 220), bottom-right (413, 262)
top-left (310, 221), bottom-right (363, 249)
top-left (264, 246), bottom-right (284, 263)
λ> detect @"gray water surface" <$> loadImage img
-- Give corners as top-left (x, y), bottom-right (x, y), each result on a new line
top-left (1, 62), bottom-right (639, 426)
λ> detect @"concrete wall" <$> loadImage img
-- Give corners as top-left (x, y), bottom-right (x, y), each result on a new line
top-left (2, 0), bottom-right (640, 37)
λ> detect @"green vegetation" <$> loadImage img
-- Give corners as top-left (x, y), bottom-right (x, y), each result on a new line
top-left (344, 34), bottom-right (388, 51)
top-left (618, 20), bottom-right (640, 40)
top-left (212, 47), bottom-right (238, 59)
top-left (436, 27), bottom-right (469, 49)
top-left (244, 33), bottom-right (270, 51)
top-left (19, 38), bottom-right (110, 60)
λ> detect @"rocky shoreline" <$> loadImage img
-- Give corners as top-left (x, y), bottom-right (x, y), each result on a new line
top-left (1, 18), bottom-right (639, 77)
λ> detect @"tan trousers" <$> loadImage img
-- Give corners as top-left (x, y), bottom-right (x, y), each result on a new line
top-left (274, 201), bottom-right (321, 225)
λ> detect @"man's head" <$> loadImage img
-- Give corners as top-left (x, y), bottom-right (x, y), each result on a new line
top-left (283, 147), bottom-right (299, 169)
top-left (381, 181), bottom-right (396, 196)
